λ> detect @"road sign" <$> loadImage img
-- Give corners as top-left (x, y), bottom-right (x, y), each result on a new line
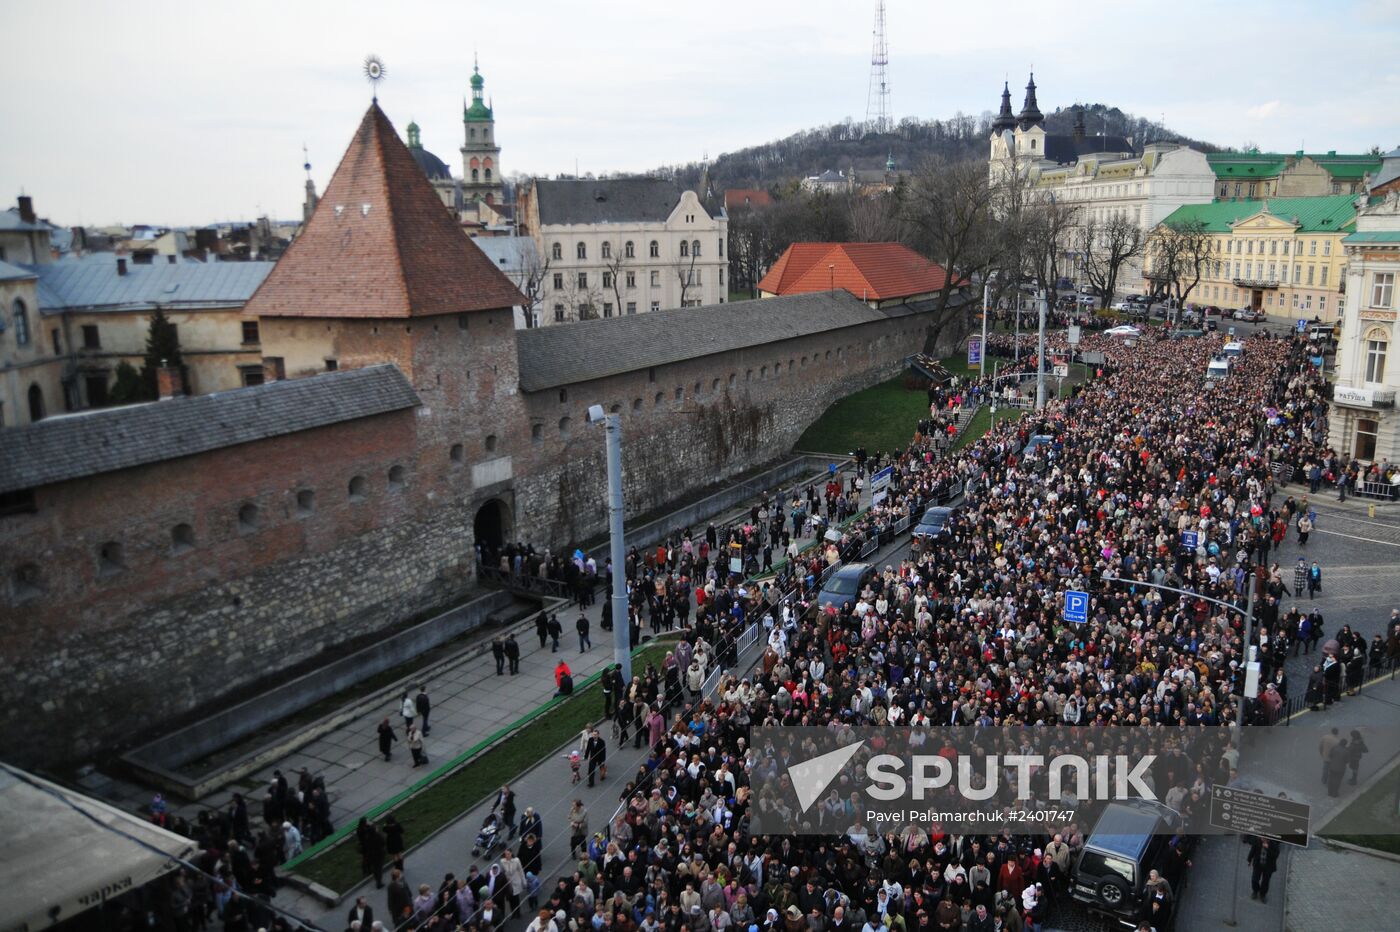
top-left (1068, 325), bottom-right (1081, 346)
top-left (967, 338), bottom-right (982, 366)
top-left (1063, 590), bottom-right (1089, 624)
top-left (1296, 319), bottom-right (1307, 334)
top-left (1210, 785), bottom-right (1311, 848)
top-left (1081, 351), bottom-right (1106, 365)
top-left (1181, 530), bottom-right (1199, 551)
top-left (1053, 365), bottom-right (1069, 377)
top-left (870, 466), bottom-right (894, 492)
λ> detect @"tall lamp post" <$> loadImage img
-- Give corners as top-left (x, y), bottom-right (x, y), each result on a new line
top-left (1035, 289), bottom-right (1048, 410)
top-left (587, 404), bottom-right (632, 683)
top-left (980, 282), bottom-right (991, 377)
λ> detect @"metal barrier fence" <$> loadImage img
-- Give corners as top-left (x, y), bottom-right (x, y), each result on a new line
top-left (1357, 478), bottom-right (1398, 501)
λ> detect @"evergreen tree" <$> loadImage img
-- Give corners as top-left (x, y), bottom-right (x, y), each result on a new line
top-left (109, 360), bottom-right (149, 405)
top-left (140, 307), bottom-right (184, 397)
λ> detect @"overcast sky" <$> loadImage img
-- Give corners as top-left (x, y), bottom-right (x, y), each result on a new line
top-left (4, 0), bottom-right (1398, 228)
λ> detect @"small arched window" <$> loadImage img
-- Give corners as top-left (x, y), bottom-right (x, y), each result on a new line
top-left (13, 563), bottom-right (41, 603)
top-left (171, 523), bottom-right (195, 553)
top-left (632, 398), bottom-right (643, 412)
top-left (296, 489), bottom-right (316, 514)
top-left (471, 169), bottom-right (479, 182)
top-left (559, 416), bottom-right (572, 439)
top-left (348, 475), bottom-right (367, 501)
top-left (388, 465), bottom-right (406, 489)
top-left (692, 240), bottom-right (701, 257)
top-left (552, 242), bottom-right (563, 260)
top-left (649, 240), bottom-right (660, 258)
top-left (680, 241), bottom-right (690, 257)
top-left (484, 169), bottom-right (491, 182)
top-left (238, 503), bottom-right (259, 533)
top-left (450, 443), bottom-right (464, 464)
top-left (601, 242), bottom-right (612, 259)
top-left (98, 542), bottom-right (124, 577)
top-left (576, 242), bottom-right (587, 260)
top-left (625, 241), bottom-right (635, 258)
top-left (485, 434), bottom-right (499, 453)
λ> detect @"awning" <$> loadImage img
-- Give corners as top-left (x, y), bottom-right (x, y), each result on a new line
top-left (0, 765), bottom-right (196, 932)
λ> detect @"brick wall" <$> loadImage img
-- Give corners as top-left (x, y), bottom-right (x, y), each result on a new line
top-left (0, 303), bottom-right (962, 767)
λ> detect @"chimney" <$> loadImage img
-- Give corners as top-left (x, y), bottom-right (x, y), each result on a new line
top-left (156, 360), bottom-right (185, 400)
top-left (116, 257), bottom-right (128, 276)
top-left (167, 254), bottom-right (177, 264)
top-left (17, 196), bottom-right (35, 224)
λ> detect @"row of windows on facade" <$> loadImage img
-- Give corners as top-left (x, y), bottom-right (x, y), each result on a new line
top-left (1218, 181), bottom-right (1355, 198)
top-left (551, 239), bottom-right (723, 262)
top-left (1223, 238), bottom-right (1331, 257)
top-left (551, 266), bottom-right (722, 292)
top-left (1210, 261), bottom-right (1334, 287)
top-left (1198, 285), bottom-right (1337, 314)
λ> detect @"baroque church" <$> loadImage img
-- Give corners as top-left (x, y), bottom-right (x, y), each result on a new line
top-left (402, 58), bottom-right (510, 229)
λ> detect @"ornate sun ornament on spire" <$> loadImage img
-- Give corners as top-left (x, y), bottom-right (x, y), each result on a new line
top-left (363, 54), bottom-right (386, 101)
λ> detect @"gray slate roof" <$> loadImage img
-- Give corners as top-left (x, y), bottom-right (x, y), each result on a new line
top-left (0, 208), bottom-right (50, 232)
top-left (0, 365), bottom-right (419, 494)
top-left (26, 254), bottom-right (274, 315)
top-left (516, 291), bottom-right (930, 392)
top-left (468, 236), bottom-right (537, 276)
top-left (0, 259), bottom-right (37, 282)
top-left (534, 178), bottom-right (690, 225)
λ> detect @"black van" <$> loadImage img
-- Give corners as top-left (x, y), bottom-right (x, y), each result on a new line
top-left (1070, 800), bottom-right (1190, 927)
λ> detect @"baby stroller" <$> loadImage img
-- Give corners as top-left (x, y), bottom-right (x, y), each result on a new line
top-left (472, 812), bottom-right (504, 858)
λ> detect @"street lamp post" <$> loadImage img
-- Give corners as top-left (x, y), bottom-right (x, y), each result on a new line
top-left (1035, 289), bottom-right (1048, 410)
top-left (981, 283), bottom-right (990, 377)
top-left (587, 404), bottom-right (632, 683)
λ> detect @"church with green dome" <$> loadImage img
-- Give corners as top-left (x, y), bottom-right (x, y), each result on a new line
top-left (401, 57), bottom-right (506, 226)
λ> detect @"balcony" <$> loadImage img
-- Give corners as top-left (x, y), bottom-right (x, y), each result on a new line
top-left (1232, 277), bottom-right (1281, 289)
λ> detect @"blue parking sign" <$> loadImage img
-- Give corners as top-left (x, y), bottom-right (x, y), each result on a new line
top-left (1296, 319), bottom-right (1306, 334)
top-left (1064, 590), bottom-right (1089, 624)
top-left (1181, 530), bottom-right (1199, 551)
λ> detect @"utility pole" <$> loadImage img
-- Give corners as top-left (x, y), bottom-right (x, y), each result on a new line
top-left (604, 414), bottom-right (631, 684)
top-left (865, 1), bottom-right (892, 134)
top-left (1035, 289), bottom-right (1048, 410)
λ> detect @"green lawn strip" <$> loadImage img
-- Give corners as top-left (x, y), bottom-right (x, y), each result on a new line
top-left (1319, 766), bottom-right (1400, 857)
top-left (953, 407), bottom-right (1024, 452)
top-left (796, 376), bottom-right (929, 456)
top-left (937, 354), bottom-right (980, 380)
top-left (290, 642), bottom-right (672, 892)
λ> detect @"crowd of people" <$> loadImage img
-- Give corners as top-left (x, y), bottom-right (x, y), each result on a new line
top-left (129, 322), bottom-right (1400, 932)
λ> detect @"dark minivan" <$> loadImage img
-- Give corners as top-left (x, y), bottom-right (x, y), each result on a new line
top-left (1071, 800), bottom-right (1190, 928)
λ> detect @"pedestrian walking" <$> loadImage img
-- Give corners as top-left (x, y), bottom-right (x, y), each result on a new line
top-left (414, 685), bottom-right (431, 735)
top-left (407, 724), bottom-right (426, 768)
top-left (357, 818), bottom-right (386, 888)
top-left (1246, 836), bottom-right (1280, 903)
top-left (386, 869), bottom-right (412, 927)
top-left (504, 634), bottom-right (521, 675)
top-left (491, 784), bottom-right (518, 838)
top-left (491, 637), bottom-right (506, 675)
top-left (1296, 513), bottom-right (1313, 546)
top-left (535, 611), bottom-right (549, 650)
top-left (567, 800), bottom-right (588, 858)
top-left (547, 614), bottom-right (562, 652)
top-left (1346, 729), bottom-right (1369, 785)
top-left (1293, 559), bottom-right (1307, 598)
top-left (1307, 561), bottom-right (1322, 600)
top-left (583, 727), bottom-right (607, 786)
top-left (577, 613), bottom-right (591, 652)
top-left (377, 718), bottom-right (397, 762)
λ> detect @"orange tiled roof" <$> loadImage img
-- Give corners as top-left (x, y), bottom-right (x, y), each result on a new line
top-left (757, 242), bottom-right (955, 301)
top-left (246, 103), bottom-right (524, 319)
top-left (724, 189), bottom-right (773, 210)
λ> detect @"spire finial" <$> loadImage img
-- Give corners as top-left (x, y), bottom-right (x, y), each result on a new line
top-left (302, 143), bottom-right (312, 180)
top-left (363, 54), bottom-right (386, 102)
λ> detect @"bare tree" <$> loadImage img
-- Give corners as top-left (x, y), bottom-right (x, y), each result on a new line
top-left (559, 270), bottom-right (603, 322)
top-left (602, 243), bottom-right (630, 318)
top-left (674, 243), bottom-right (700, 307)
top-left (900, 155), bottom-right (1002, 315)
top-left (848, 192), bottom-right (901, 243)
top-left (1078, 214), bottom-right (1146, 310)
top-left (511, 242), bottom-right (550, 328)
top-left (1146, 219), bottom-right (1211, 307)
top-left (1022, 195), bottom-right (1080, 306)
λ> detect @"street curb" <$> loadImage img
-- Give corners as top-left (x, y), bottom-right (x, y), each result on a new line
top-left (1316, 837), bottom-right (1400, 863)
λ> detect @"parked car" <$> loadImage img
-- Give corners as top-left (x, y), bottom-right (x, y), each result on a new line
top-left (1203, 305), bottom-right (1222, 317)
top-left (912, 506), bottom-right (960, 543)
top-left (1204, 319), bottom-right (1218, 332)
top-left (1232, 307), bottom-right (1263, 322)
top-left (815, 562), bottom-right (874, 612)
top-left (1110, 300), bottom-right (1134, 312)
top-left (1071, 800), bottom-right (1192, 928)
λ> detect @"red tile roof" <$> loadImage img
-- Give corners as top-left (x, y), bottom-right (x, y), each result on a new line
top-left (724, 189), bottom-right (773, 210)
top-left (757, 242), bottom-right (956, 302)
top-left (246, 103), bottom-right (524, 319)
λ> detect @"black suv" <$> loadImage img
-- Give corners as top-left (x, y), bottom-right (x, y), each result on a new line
top-left (1071, 800), bottom-right (1190, 928)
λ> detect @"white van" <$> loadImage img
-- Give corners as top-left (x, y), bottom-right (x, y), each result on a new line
top-left (1206, 358), bottom-right (1231, 381)
top-left (1221, 341), bottom-right (1244, 359)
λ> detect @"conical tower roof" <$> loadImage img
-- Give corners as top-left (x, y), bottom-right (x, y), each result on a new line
top-left (992, 82), bottom-right (1017, 133)
top-left (247, 102), bottom-right (522, 319)
top-left (1017, 72), bottom-right (1043, 128)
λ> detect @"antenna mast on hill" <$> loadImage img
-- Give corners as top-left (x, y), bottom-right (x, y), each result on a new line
top-left (865, 0), bottom-right (892, 135)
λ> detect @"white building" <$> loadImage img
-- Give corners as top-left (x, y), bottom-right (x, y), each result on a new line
top-left (988, 75), bottom-right (1216, 288)
top-left (1330, 192), bottom-right (1400, 465)
top-left (517, 178), bottom-right (728, 325)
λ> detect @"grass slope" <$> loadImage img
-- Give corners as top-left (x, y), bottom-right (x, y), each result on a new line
top-left (795, 376), bottom-right (928, 456)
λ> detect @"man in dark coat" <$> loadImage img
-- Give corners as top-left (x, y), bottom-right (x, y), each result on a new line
top-left (491, 637), bottom-right (506, 676)
top-left (584, 728), bottom-right (607, 787)
top-left (386, 869), bottom-right (413, 927)
top-left (504, 634), bottom-right (521, 675)
top-left (536, 611), bottom-right (549, 649)
top-left (414, 686), bottom-right (431, 736)
top-left (347, 896), bottom-right (374, 929)
top-left (1246, 836), bottom-right (1281, 902)
top-left (547, 615), bottom-right (563, 652)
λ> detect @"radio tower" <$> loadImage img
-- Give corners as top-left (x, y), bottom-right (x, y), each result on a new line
top-left (865, 0), bottom-right (892, 134)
